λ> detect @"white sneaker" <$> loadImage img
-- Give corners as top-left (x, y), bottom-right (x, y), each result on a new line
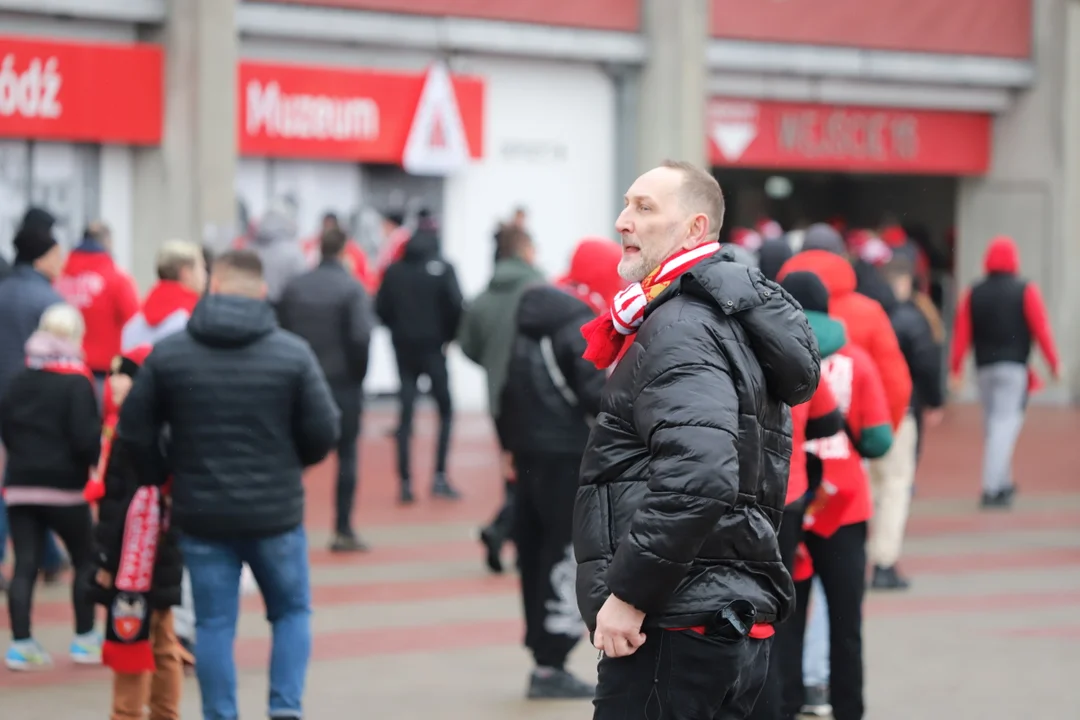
top-left (6, 640), bottom-right (53, 671)
top-left (70, 631), bottom-right (103, 665)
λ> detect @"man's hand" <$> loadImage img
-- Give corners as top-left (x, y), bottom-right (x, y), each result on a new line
top-left (593, 594), bottom-right (646, 658)
top-left (96, 570), bottom-right (113, 589)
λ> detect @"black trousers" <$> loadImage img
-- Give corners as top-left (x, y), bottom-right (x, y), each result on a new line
top-left (513, 453), bottom-right (583, 669)
top-left (594, 628), bottom-right (771, 720)
top-left (781, 522), bottom-right (868, 720)
top-left (332, 384), bottom-right (362, 535)
top-left (748, 504), bottom-right (804, 720)
top-left (394, 345), bottom-right (452, 485)
top-left (7, 503), bottom-right (96, 640)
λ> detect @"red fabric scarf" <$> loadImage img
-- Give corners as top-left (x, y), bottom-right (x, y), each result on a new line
top-left (580, 242), bottom-right (721, 370)
top-left (102, 486), bottom-right (164, 674)
top-left (27, 355), bottom-right (93, 380)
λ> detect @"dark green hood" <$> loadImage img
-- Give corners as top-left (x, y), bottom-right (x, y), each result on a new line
top-left (805, 311), bottom-right (845, 357)
top-left (487, 258), bottom-right (541, 291)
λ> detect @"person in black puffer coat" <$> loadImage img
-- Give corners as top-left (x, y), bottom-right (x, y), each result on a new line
top-left (499, 237), bottom-right (622, 700)
top-left (575, 161), bottom-right (820, 720)
top-left (118, 249), bottom-right (339, 720)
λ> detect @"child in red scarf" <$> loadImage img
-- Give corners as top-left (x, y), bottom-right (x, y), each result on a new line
top-left (88, 346), bottom-right (186, 720)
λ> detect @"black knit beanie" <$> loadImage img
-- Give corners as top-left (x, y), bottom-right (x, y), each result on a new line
top-left (13, 226), bottom-right (57, 265)
top-left (781, 271), bottom-right (830, 314)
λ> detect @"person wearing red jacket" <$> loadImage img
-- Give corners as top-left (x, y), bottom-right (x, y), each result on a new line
top-left (299, 213), bottom-right (377, 294)
top-left (121, 241), bottom-right (206, 353)
top-left (779, 272), bottom-right (893, 720)
top-left (55, 222), bottom-right (139, 388)
top-left (750, 373), bottom-right (843, 720)
top-left (778, 224), bottom-right (912, 430)
top-left (950, 235), bottom-right (1059, 509)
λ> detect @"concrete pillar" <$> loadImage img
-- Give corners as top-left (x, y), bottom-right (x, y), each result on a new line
top-left (1063, 0), bottom-right (1080, 402)
top-left (131, 0), bottom-right (237, 289)
top-left (636, 0), bottom-right (709, 172)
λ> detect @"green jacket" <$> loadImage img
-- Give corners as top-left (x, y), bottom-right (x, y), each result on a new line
top-left (457, 258), bottom-right (545, 417)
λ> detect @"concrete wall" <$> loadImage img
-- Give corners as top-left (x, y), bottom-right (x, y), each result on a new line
top-left (131, 0), bottom-right (237, 291)
top-left (956, 0), bottom-right (1077, 403)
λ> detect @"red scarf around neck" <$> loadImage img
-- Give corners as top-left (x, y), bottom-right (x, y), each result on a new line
top-left (102, 485), bottom-right (165, 673)
top-left (27, 355), bottom-right (93, 380)
top-left (580, 242), bottom-right (720, 370)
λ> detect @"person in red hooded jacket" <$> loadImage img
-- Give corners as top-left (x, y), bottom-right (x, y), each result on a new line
top-left (950, 235), bottom-right (1059, 509)
top-left (750, 367), bottom-right (843, 720)
top-left (778, 224), bottom-right (912, 430)
top-left (55, 222), bottom-right (139, 389)
top-left (779, 272), bottom-right (893, 720)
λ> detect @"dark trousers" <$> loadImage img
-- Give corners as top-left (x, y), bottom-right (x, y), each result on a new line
top-left (394, 345), bottom-right (452, 485)
top-left (594, 628), bottom-right (771, 720)
top-left (748, 504), bottom-right (804, 720)
top-left (7, 503), bottom-right (96, 640)
top-left (513, 454), bottom-right (582, 669)
top-left (782, 522), bottom-right (868, 720)
top-left (332, 384), bottom-right (362, 536)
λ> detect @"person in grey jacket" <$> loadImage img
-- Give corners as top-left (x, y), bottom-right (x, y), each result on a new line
top-left (251, 201), bottom-right (306, 306)
top-left (278, 228), bottom-right (374, 553)
top-left (457, 227), bottom-right (545, 572)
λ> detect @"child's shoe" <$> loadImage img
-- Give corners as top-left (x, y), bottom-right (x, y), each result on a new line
top-left (5, 639), bottom-right (52, 670)
top-left (70, 631), bottom-right (103, 665)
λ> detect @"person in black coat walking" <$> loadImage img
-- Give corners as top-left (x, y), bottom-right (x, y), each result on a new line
top-left (279, 228), bottom-right (374, 553)
top-left (375, 217), bottom-right (464, 503)
top-left (499, 238), bottom-right (621, 700)
top-left (118, 249), bottom-right (340, 720)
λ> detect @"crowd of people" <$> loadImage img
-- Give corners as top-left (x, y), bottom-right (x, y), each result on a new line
top-left (0, 156), bottom-right (1061, 720)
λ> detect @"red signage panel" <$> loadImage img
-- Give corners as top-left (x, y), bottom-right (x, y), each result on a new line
top-left (707, 99), bottom-right (991, 176)
top-left (238, 61), bottom-right (484, 165)
top-left (251, 0), bottom-right (640, 32)
top-left (711, 0), bottom-right (1031, 59)
top-left (0, 36), bottom-right (163, 145)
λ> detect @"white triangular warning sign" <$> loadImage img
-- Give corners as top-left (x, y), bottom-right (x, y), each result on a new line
top-left (707, 101), bottom-right (760, 163)
top-left (403, 63), bottom-right (470, 176)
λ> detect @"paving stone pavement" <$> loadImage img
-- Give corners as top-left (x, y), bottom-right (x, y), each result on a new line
top-left (2, 405), bottom-right (1078, 719)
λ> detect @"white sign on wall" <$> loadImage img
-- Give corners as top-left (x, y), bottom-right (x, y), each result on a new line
top-left (402, 62), bottom-right (470, 177)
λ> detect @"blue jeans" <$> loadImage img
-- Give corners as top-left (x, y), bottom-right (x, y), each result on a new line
top-left (180, 525), bottom-right (312, 720)
top-left (0, 489), bottom-right (64, 570)
top-left (803, 575), bottom-right (830, 687)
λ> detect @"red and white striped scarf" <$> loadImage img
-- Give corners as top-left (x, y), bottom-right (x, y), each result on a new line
top-left (580, 242), bottom-right (720, 370)
top-left (102, 485), bottom-right (165, 673)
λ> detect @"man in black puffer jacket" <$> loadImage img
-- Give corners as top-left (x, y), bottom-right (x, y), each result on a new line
top-left (119, 249), bottom-right (340, 720)
top-left (574, 161), bottom-right (820, 720)
top-left (499, 237), bottom-right (621, 700)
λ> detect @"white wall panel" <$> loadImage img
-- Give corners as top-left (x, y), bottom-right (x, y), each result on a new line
top-left (443, 56), bottom-right (617, 412)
